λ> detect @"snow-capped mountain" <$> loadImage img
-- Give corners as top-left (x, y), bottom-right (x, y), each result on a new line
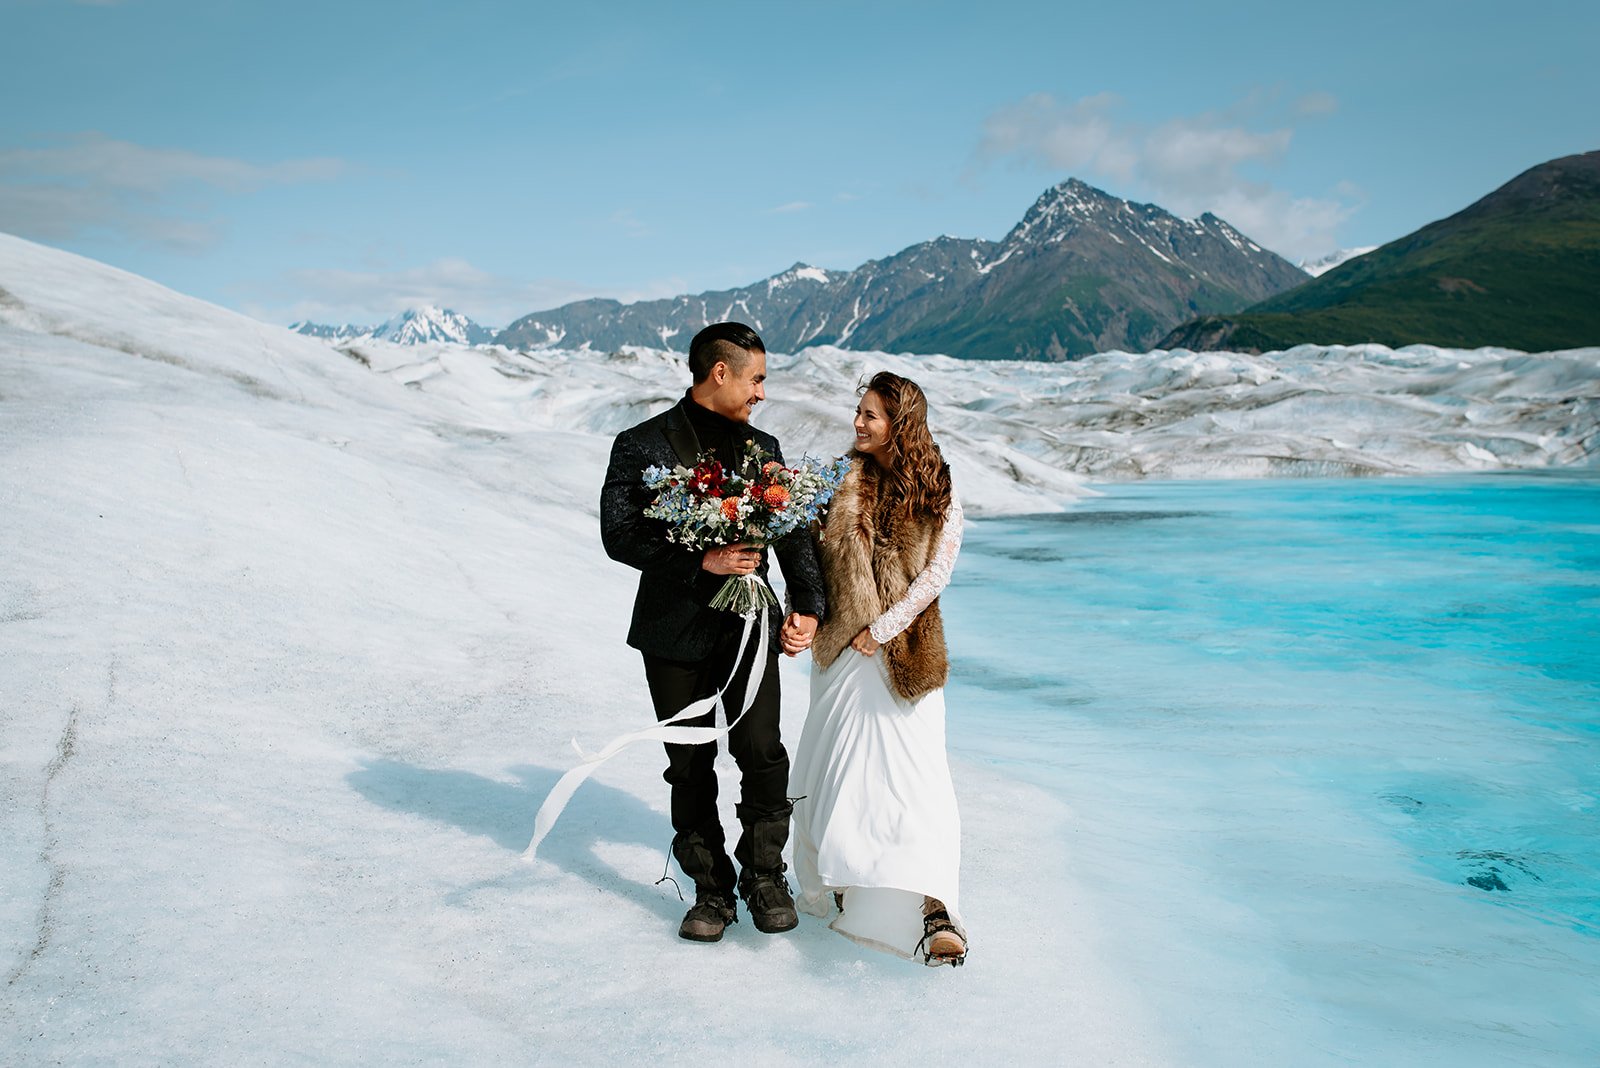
top-left (369, 305), bottom-right (494, 346)
top-left (293, 305), bottom-right (494, 346)
top-left (289, 319), bottom-right (371, 341)
top-left (494, 261), bottom-right (851, 353)
top-left (498, 178), bottom-right (1309, 360)
top-left (1298, 246), bottom-right (1379, 277)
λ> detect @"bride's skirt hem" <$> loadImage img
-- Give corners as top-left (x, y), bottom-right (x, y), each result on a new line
top-left (825, 917), bottom-right (919, 961)
top-left (799, 881), bottom-right (969, 962)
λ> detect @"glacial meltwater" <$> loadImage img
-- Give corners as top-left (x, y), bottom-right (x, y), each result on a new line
top-left (944, 473), bottom-right (1600, 1065)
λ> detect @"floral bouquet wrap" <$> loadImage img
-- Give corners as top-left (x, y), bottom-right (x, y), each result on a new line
top-left (643, 441), bottom-right (849, 616)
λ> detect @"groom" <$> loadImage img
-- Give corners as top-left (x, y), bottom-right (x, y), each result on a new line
top-left (600, 321), bottom-right (825, 943)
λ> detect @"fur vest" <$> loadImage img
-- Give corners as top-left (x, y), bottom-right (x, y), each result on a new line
top-left (812, 460), bottom-right (949, 701)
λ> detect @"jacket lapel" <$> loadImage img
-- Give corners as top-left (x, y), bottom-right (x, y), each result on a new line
top-left (662, 400), bottom-right (702, 467)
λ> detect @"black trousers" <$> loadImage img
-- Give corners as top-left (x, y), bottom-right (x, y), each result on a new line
top-left (641, 623), bottom-right (788, 879)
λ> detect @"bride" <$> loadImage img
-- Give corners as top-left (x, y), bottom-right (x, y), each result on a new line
top-left (790, 371), bottom-right (968, 966)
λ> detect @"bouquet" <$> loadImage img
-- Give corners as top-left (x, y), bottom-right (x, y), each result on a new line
top-left (643, 441), bottom-right (849, 616)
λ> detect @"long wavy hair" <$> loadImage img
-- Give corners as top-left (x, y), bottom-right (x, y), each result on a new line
top-left (851, 371), bottom-right (952, 529)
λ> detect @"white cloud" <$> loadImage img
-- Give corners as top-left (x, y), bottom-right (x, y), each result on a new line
top-left (1140, 119), bottom-right (1293, 196)
top-left (241, 258), bottom-right (687, 329)
top-left (0, 132), bottom-right (344, 251)
top-left (1206, 187), bottom-right (1362, 264)
top-left (0, 182), bottom-right (220, 251)
top-left (0, 134), bottom-right (343, 193)
top-left (975, 92), bottom-right (1129, 178)
top-left (769, 201), bottom-right (813, 214)
top-left (972, 92), bottom-right (1356, 261)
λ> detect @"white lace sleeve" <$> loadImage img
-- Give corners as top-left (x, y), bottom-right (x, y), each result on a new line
top-left (868, 494), bottom-right (964, 645)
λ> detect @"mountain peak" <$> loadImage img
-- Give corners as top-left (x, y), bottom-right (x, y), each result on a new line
top-left (1035, 176), bottom-right (1122, 212)
top-left (765, 263), bottom-right (836, 292)
top-left (1462, 149), bottom-right (1600, 219)
top-left (1005, 178), bottom-right (1119, 247)
top-left (391, 304), bottom-right (445, 320)
top-left (371, 306), bottom-right (494, 346)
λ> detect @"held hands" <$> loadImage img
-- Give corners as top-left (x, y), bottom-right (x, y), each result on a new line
top-left (703, 542), bottom-right (760, 576)
top-left (850, 628), bottom-right (880, 657)
top-left (781, 613), bottom-right (818, 657)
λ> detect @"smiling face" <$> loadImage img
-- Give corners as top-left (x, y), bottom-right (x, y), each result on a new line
top-left (853, 389), bottom-right (892, 461)
top-left (706, 349), bottom-right (767, 423)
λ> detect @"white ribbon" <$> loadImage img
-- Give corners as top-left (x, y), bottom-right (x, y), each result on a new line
top-left (522, 605), bottom-right (771, 860)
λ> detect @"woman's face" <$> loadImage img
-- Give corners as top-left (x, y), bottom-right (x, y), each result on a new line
top-left (854, 390), bottom-right (892, 460)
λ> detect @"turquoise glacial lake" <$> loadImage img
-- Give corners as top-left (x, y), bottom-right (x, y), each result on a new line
top-left (945, 473), bottom-right (1600, 1065)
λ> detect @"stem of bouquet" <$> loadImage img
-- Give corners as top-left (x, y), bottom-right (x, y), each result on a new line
top-left (707, 572), bottom-right (779, 617)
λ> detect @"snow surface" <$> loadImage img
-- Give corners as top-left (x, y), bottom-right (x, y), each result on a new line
top-left (0, 234), bottom-right (1154, 1063)
top-left (1, 231), bottom-right (1596, 1063)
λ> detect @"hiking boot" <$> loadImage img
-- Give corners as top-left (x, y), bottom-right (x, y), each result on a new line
top-left (679, 889), bottom-right (738, 943)
top-left (732, 808), bottom-right (798, 933)
top-left (672, 828), bottom-right (737, 894)
top-left (739, 869), bottom-right (799, 934)
top-left (917, 900), bottom-right (967, 967)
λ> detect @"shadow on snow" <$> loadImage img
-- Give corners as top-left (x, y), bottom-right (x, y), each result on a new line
top-left (344, 758), bottom-right (928, 968)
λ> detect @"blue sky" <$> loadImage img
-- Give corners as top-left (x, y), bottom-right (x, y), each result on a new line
top-left (3, 0), bottom-right (1596, 329)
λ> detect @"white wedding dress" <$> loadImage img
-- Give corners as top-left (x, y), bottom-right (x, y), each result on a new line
top-left (791, 495), bottom-right (966, 959)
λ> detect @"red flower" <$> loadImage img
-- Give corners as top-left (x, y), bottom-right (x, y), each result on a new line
top-left (692, 461), bottom-right (727, 496)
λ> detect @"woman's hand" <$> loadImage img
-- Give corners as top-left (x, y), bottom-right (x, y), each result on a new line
top-left (703, 542), bottom-right (759, 576)
top-left (850, 628), bottom-right (880, 657)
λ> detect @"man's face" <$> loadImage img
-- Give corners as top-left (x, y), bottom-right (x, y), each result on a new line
top-left (707, 350), bottom-right (767, 423)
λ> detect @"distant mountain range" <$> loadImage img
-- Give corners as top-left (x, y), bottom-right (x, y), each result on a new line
top-left (293, 305), bottom-right (494, 347)
top-left (496, 179), bottom-right (1307, 359)
top-left (296, 154), bottom-right (1599, 360)
top-left (295, 180), bottom-right (1307, 360)
top-left (1161, 151), bottom-right (1600, 352)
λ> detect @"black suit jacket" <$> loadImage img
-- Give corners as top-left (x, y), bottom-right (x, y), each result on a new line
top-left (600, 398), bottom-right (827, 661)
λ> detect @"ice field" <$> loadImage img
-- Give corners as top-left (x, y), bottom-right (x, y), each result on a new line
top-left (3, 232), bottom-right (1597, 1063)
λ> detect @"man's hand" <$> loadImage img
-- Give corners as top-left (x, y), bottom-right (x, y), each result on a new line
top-left (703, 542), bottom-right (760, 576)
top-left (849, 628), bottom-right (880, 657)
top-left (781, 613), bottom-right (818, 657)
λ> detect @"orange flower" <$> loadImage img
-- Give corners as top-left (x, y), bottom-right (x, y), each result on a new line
top-left (762, 460), bottom-right (782, 475)
top-left (761, 485), bottom-right (790, 509)
top-left (721, 496), bottom-right (742, 521)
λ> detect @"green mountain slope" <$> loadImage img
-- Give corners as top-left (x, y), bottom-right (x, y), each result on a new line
top-left (1160, 150), bottom-right (1600, 352)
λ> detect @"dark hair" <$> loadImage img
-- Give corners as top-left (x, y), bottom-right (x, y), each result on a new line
top-left (854, 371), bottom-right (952, 526)
top-left (688, 322), bottom-right (765, 383)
